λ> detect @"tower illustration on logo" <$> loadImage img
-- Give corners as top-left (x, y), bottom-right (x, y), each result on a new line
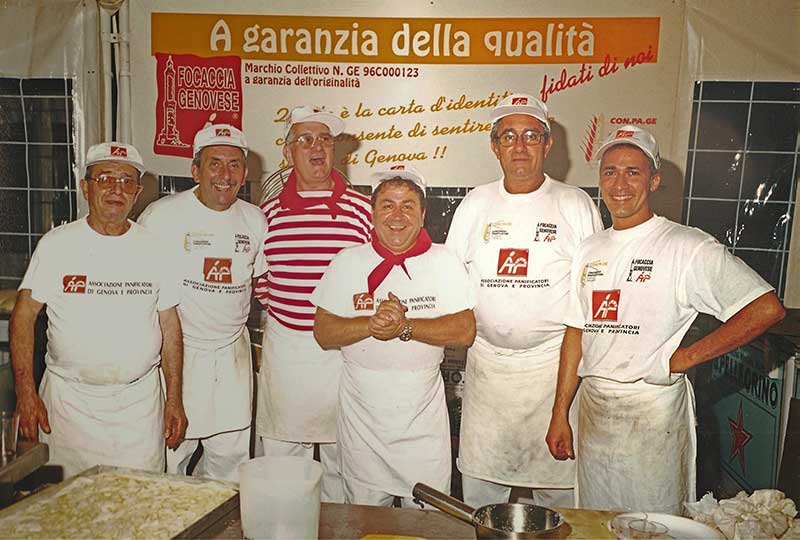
top-left (156, 56), bottom-right (189, 149)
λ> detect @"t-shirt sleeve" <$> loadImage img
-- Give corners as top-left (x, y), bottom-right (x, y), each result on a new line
top-left (444, 197), bottom-right (473, 263)
top-left (562, 248), bottom-right (587, 329)
top-left (19, 237), bottom-right (51, 304)
top-left (253, 214), bottom-right (269, 279)
top-left (574, 193), bottom-right (604, 241)
top-left (155, 239), bottom-right (182, 311)
top-left (679, 238), bottom-right (773, 322)
top-left (435, 249), bottom-right (477, 314)
top-left (309, 252), bottom-right (350, 317)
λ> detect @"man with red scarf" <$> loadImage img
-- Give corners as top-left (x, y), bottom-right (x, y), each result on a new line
top-left (253, 105), bottom-right (372, 502)
top-left (311, 166), bottom-right (476, 506)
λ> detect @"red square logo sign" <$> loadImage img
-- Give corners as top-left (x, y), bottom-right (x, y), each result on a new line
top-left (592, 290), bottom-right (620, 321)
top-left (497, 248), bottom-right (529, 276)
top-left (203, 258), bottom-right (232, 283)
top-left (62, 275), bottom-right (87, 294)
top-left (511, 97), bottom-right (528, 105)
top-left (353, 292), bottom-right (374, 311)
top-left (215, 127), bottom-right (231, 136)
top-left (110, 145), bottom-right (128, 157)
top-left (153, 53), bottom-right (243, 158)
top-left (616, 130), bottom-right (635, 138)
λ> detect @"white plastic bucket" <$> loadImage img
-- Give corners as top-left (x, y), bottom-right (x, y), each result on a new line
top-left (239, 456), bottom-right (323, 540)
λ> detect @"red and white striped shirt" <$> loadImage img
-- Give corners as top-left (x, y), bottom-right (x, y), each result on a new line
top-left (255, 189), bottom-right (372, 331)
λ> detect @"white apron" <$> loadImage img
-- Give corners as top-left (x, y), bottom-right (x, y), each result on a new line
top-left (39, 365), bottom-right (164, 479)
top-left (339, 363), bottom-right (451, 497)
top-left (458, 336), bottom-right (576, 488)
top-left (256, 321), bottom-right (342, 442)
top-left (576, 376), bottom-right (697, 514)
top-left (182, 327), bottom-right (252, 439)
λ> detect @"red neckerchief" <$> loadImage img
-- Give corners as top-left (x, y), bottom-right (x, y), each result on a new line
top-left (367, 229), bottom-right (433, 294)
top-left (278, 168), bottom-right (347, 218)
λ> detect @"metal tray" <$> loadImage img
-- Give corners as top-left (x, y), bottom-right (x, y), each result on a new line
top-left (0, 464), bottom-right (239, 539)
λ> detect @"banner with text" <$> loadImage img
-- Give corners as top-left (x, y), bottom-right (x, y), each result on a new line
top-left (131, 2), bottom-right (684, 187)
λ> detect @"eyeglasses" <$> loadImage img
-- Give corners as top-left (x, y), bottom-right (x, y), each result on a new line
top-left (288, 133), bottom-right (335, 149)
top-left (87, 174), bottom-right (141, 194)
top-left (495, 129), bottom-right (547, 147)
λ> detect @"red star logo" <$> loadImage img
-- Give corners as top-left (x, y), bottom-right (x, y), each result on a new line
top-left (728, 402), bottom-right (752, 473)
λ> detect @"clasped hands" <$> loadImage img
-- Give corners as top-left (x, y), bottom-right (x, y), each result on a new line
top-left (368, 292), bottom-right (408, 341)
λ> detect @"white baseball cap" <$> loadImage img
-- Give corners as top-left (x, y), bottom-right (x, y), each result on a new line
top-left (284, 105), bottom-right (345, 137)
top-left (86, 142), bottom-right (146, 177)
top-left (596, 125), bottom-right (660, 169)
top-left (193, 124), bottom-right (248, 157)
top-left (490, 93), bottom-right (551, 131)
top-left (369, 165), bottom-right (427, 193)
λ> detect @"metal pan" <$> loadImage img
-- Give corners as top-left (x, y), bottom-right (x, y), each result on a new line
top-left (412, 483), bottom-right (564, 539)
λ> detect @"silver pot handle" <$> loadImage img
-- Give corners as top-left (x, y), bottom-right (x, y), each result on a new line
top-left (411, 483), bottom-right (476, 525)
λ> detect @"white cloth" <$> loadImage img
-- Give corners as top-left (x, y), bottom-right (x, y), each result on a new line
top-left (564, 215), bottom-right (773, 512)
top-left (311, 242), bottom-right (475, 497)
top-left (256, 322), bottom-right (343, 442)
top-left (138, 187), bottom-right (267, 346)
top-left (20, 218), bottom-right (180, 384)
top-left (260, 437), bottom-right (344, 503)
top-left (180, 329), bottom-right (252, 438)
top-left (138, 188), bottom-right (266, 438)
top-left (19, 218), bottom-right (178, 477)
top-left (461, 475), bottom-right (574, 508)
top-left (576, 376), bottom-right (696, 514)
top-left (565, 215), bottom-right (773, 385)
top-left (167, 427), bottom-right (250, 482)
top-left (445, 176), bottom-right (602, 487)
top-left (40, 366), bottom-right (164, 479)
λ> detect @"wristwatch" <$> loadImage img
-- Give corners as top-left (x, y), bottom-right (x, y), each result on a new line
top-left (398, 321), bottom-right (413, 342)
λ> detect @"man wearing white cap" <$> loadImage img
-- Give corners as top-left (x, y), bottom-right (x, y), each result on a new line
top-left (547, 126), bottom-right (785, 513)
top-left (312, 165), bottom-right (476, 506)
top-left (254, 105), bottom-right (372, 502)
top-left (11, 142), bottom-right (186, 478)
top-left (446, 93), bottom-right (603, 507)
top-left (138, 124), bottom-right (267, 481)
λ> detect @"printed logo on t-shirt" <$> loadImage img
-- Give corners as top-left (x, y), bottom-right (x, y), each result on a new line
top-left (626, 258), bottom-right (654, 283)
top-left (592, 290), bottom-right (620, 321)
top-left (497, 248), bottom-right (529, 276)
top-left (62, 275), bottom-right (87, 294)
top-left (580, 260), bottom-right (607, 287)
top-left (482, 220), bottom-right (512, 243)
top-left (353, 292), bottom-right (374, 311)
top-left (234, 233), bottom-right (251, 253)
top-left (533, 222), bottom-right (557, 242)
top-left (203, 258), bottom-right (232, 283)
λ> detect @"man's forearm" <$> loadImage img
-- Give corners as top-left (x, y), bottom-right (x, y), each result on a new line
top-left (158, 308), bottom-right (184, 401)
top-left (408, 309), bottom-right (476, 347)
top-left (552, 326), bottom-right (583, 417)
top-left (672, 291), bottom-right (785, 372)
top-left (314, 308), bottom-right (371, 349)
top-left (10, 290), bottom-right (42, 399)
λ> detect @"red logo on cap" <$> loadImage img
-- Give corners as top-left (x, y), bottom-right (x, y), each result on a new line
top-left (390, 165), bottom-right (406, 171)
top-left (592, 290), bottom-right (620, 321)
top-left (63, 275), bottom-right (87, 294)
top-left (203, 258), bottom-right (232, 283)
top-left (215, 128), bottom-right (231, 136)
top-left (353, 292), bottom-right (374, 311)
top-left (110, 145), bottom-right (128, 157)
top-left (616, 130), bottom-right (635, 138)
top-left (497, 248), bottom-right (529, 276)
top-left (511, 97), bottom-right (529, 105)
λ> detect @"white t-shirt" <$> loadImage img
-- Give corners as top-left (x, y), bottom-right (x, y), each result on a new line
top-left (564, 215), bottom-right (773, 384)
top-left (311, 242), bottom-right (476, 371)
top-left (446, 175), bottom-right (603, 353)
top-left (20, 218), bottom-right (180, 384)
top-left (138, 187), bottom-right (267, 346)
